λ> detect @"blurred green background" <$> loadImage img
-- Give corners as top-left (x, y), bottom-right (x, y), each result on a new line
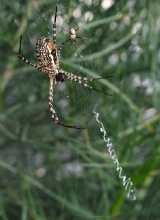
top-left (0, 0), bottom-right (160, 219)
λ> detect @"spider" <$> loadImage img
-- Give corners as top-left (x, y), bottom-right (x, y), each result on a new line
top-left (17, 6), bottom-right (102, 129)
top-left (68, 27), bottom-right (82, 42)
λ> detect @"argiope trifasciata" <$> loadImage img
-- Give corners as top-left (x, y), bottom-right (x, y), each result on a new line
top-left (17, 6), bottom-right (101, 129)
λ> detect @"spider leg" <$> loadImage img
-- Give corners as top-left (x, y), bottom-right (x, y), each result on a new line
top-left (17, 35), bottom-right (39, 69)
top-left (57, 70), bottom-right (113, 96)
top-left (57, 70), bottom-right (93, 88)
top-left (53, 5), bottom-right (57, 43)
top-left (48, 76), bottom-right (85, 130)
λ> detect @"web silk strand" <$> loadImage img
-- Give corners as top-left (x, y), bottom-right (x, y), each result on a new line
top-left (93, 110), bottom-right (136, 201)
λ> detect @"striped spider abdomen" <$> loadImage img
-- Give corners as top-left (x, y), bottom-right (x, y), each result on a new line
top-left (36, 38), bottom-right (59, 75)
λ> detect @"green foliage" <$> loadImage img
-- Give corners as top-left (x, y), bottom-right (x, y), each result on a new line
top-left (0, 0), bottom-right (160, 219)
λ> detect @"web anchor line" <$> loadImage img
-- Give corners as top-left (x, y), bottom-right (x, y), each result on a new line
top-left (93, 110), bottom-right (136, 201)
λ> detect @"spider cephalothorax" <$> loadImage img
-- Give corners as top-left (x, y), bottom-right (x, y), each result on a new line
top-left (17, 6), bottom-right (96, 129)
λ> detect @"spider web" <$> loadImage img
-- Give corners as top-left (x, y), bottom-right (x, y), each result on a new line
top-left (13, 0), bottom-right (129, 216)
top-left (3, 0), bottom-right (150, 219)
